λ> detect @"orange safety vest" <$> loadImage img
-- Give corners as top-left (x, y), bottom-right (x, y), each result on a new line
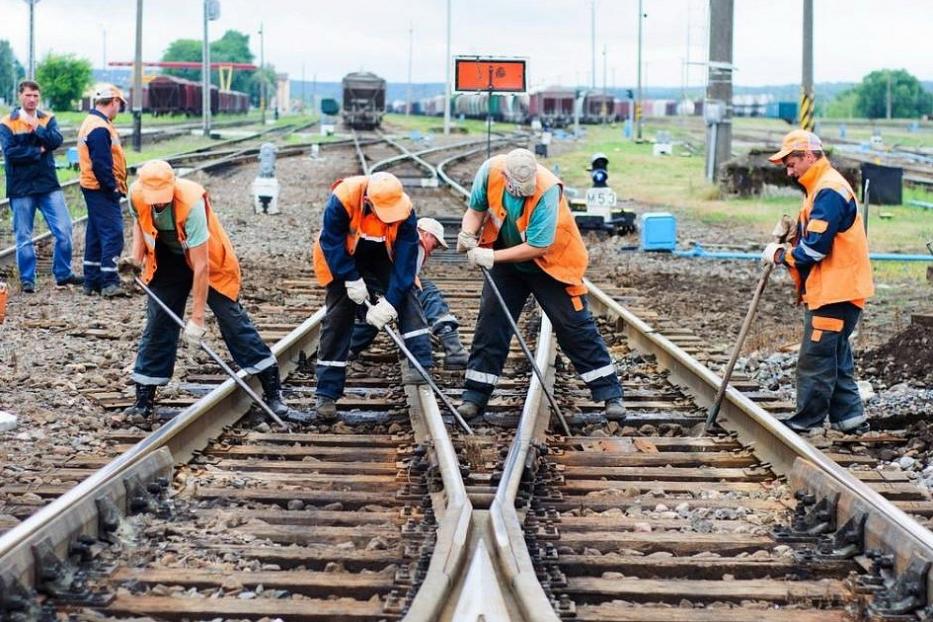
top-left (785, 157), bottom-right (874, 310)
top-left (0, 109), bottom-right (54, 134)
top-left (77, 112), bottom-right (127, 193)
top-left (479, 155), bottom-right (589, 296)
top-left (312, 176), bottom-right (409, 286)
top-left (130, 178), bottom-right (242, 301)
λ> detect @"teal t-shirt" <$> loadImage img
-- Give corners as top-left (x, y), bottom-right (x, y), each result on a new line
top-left (131, 198), bottom-right (209, 254)
top-left (468, 161), bottom-right (559, 272)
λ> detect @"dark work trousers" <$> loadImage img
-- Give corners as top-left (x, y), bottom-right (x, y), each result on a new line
top-left (349, 277), bottom-right (459, 355)
top-left (462, 263), bottom-right (623, 408)
top-left (784, 302), bottom-right (865, 432)
top-left (81, 188), bottom-right (124, 289)
top-left (316, 260), bottom-right (432, 400)
top-left (131, 244), bottom-right (276, 385)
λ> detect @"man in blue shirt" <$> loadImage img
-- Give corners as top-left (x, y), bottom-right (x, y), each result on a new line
top-left (456, 149), bottom-right (624, 424)
top-left (0, 80), bottom-right (81, 292)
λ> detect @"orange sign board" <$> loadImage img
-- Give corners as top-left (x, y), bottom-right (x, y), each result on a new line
top-left (455, 58), bottom-right (526, 93)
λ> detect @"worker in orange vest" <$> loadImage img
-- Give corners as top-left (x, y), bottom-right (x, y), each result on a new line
top-left (121, 160), bottom-right (292, 425)
top-left (456, 148), bottom-right (624, 424)
top-left (762, 130), bottom-right (874, 434)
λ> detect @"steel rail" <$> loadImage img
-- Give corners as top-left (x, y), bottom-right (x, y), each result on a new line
top-left (583, 278), bottom-right (933, 583)
top-left (0, 306), bottom-right (326, 587)
top-left (369, 135), bottom-right (512, 175)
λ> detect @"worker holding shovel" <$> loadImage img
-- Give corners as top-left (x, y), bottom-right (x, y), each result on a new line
top-left (119, 160), bottom-right (294, 427)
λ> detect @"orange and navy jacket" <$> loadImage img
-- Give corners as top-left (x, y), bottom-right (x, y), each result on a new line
top-left (77, 110), bottom-right (127, 197)
top-left (781, 157), bottom-right (874, 310)
top-left (129, 178), bottom-right (242, 301)
top-left (312, 176), bottom-right (419, 310)
top-left (479, 155), bottom-right (589, 297)
top-left (0, 108), bottom-right (63, 198)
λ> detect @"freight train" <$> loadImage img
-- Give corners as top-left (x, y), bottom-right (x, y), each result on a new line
top-left (342, 72), bottom-right (386, 130)
top-left (79, 76), bottom-right (250, 116)
top-left (395, 89), bottom-right (799, 128)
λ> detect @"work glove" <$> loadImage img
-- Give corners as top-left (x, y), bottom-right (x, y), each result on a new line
top-left (183, 319), bottom-right (207, 347)
top-left (116, 256), bottom-right (143, 276)
top-left (345, 278), bottom-right (369, 305)
top-left (456, 230), bottom-right (479, 253)
top-left (467, 247), bottom-right (495, 270)
top-left (761, 242), bottom-right (787, 266)
top-left (771, 215), bottom-right (794, 241)
top-left (365, 297), bottom-right (397, 330)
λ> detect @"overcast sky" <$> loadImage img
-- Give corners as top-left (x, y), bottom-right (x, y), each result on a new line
top-left (2, 0), bottom-right (931, 89)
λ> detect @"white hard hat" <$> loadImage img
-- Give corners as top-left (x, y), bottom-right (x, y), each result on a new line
top-left (417, 217), bottom-right (448, 248)
top-left (93, 84), bottom-right (127, 103)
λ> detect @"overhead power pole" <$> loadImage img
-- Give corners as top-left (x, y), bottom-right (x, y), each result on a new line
top-left (25, 0), bottom-right (39, 80)
top-left (704, 0), bottom-right (734, 182)
top-left (259, 22), bottom-right (266, 125)
top-left (636, 0), bottom-right (644, 140)
top-left (443, 0), bottom-right (451, 134)
top-left (800, 0), bottom-right (814, 131)
top-left (201, 1), bottom-right (211, 137)
top-left (591, 0), bottom-right (596, 89)
top-left (406, 23), bottom-right (413, 115)
top-left (132, 0), bottom-right (143, 151)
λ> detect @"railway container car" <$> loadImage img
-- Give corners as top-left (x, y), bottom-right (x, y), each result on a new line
top-left (528, 88), bottom-right (575, 127)
top-left (582, 94), bottom-right (615, 123)
top-left (766, 101), bottom-right (798, 123)
top-left (342, 71), bottom-right (386, 130)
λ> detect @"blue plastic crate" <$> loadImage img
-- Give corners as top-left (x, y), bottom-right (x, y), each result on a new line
top-left (640, 212), bottom-right (676, 251)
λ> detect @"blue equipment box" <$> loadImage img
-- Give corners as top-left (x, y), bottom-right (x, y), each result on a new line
top-left (640, 212), bottom-right (677, 251)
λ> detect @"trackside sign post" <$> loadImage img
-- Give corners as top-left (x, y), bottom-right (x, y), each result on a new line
top-left (454, 57), bottom-right (527, 159)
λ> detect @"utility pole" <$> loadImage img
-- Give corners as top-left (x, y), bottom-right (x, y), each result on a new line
top-left (602, 44), bottom-right (607, 122)
top-left (132, 0), bottom-right (143, 152)
top-left (705, 0), bottom-right (734, 182)
top-left (201, 0), bottom-right (211, 137)
top-left (301, 63), bottom-right (305, 112)
top-left (636, 0), bottom-right (644, 140)
top-left (259, 22), bottom-right (266, 125)
top-left (885, 71), bottom-right (892, 120)
top-left (800, 0), bottom-right (814, 131)
top-left (101, 26), bottom-right (107, 74)
top-left (443, 0), bottom-right (452, 134)
top-left (24, 0), bottom-right (39, 80)
top-left (406, 23), bottom-right (413, 115)
top-left (590, 0), bottom-right (596, 89)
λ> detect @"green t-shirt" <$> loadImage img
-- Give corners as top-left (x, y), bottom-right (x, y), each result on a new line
top-left (131, 198), bottom-right (209, 254)
top-left (468, 160), bottom-right (559, 273)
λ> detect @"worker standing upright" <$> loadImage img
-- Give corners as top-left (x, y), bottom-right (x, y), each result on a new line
top-left (456, 148), bottom-right (624, 423)
top-left (762, 130), bottom-right (874, 434)
top-left (78, 85), bottom-right (128, 297)
top-left (312, 172), bottom-right (433, 420)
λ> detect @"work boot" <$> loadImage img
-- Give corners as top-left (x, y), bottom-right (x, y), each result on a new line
top-left (256, 365), bottom-right (289, 417)
top-left (604, 398), bottom-right (626, 421)
top-left (315, 395), bottom-right (338, 421)
top-left (457, 400), bottom-right (483, 423)
top-left (401, 362), bottom-right (428, 385)
top-left (101, 283), bottom-right (126, 298)
top-left (83, 284), bottom-right (100, 296)
top-left (124, 383), bottom-right (157, 421)
top-left (438, 328), bottom-right (469, 370)
top-left (56, 274), bottom-right (84, 287)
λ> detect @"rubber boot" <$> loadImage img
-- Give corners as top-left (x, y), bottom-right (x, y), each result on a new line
top-left (438, 327), bottom-right (469, 370)
top-left (257, 365), bottom-right (289, 417)
top-left (124, 383), bottom-right (157, 421)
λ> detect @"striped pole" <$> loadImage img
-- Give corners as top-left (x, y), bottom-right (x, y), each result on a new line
top-left (799, 91), bottom-right (815, 131)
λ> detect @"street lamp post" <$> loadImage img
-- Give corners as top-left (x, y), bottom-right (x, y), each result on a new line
top-left (24, 0), bottom-right (39, 80)
top-left (259, 22), bottom-right (266, 125)
top-left (132, 0), bottom-right (143, 152)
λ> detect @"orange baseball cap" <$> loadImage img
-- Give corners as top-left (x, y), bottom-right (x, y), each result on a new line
top-left (137, 160), bottom-right (176, 205)
top-left (367, 172), bottom-right (411, 223)
top-left (768, 129), bottom-right (823, 164)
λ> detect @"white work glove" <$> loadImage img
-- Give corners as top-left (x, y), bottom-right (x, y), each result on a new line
top-left (183, 319), bottom-right (206, 347)
top-left (467, 247), bottom-right (495, 270)
top-left (116, 256), bottom-right (143, 276)
top-left (771, 214), bottom-right (795, 241)
top-left (365, 297), bottom-right (397, 330)
top-left (456, 230), bottom-right (479, 253)
top-left (345, 278), bottom-right (369, 305)
top-left (761, 242), bottom-right (786, 266)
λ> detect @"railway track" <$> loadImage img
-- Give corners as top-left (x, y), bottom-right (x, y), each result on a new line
top-left (2, 127), bottom-right (932, 621)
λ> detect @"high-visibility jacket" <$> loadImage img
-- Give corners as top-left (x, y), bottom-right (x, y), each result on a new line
top-left (130, 178), bottom-right (242, 300)
top-left (0, 108), bottom-right (62, 198)
top-left (479, 155), bottom-right (589, 296)
top-left (78, 111), bottom-right (127, 194)
top-left (785, 157), bottom-right (874, 310)
top-left (313, 176), bottom-right (409, 285)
